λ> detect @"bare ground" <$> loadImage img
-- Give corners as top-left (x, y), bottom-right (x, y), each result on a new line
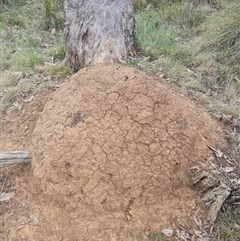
top-left (0, 63), bottom-right (229, 240)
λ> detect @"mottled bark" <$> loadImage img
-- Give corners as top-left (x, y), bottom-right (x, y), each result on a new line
top-left (64, 0), bottom-right (135, 71)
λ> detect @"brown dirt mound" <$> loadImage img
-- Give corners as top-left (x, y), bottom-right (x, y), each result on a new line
top-left (28, 63), bottom-right (225, 240)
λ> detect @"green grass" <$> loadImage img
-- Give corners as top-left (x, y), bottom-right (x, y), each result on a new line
top-left (0, 0), bottom-right (69, 112)
top-left (135, 10), bottom-right (178, 58)
top-left (12, 48), bottom-right (44, 71)
top-left (213, 206), bottom-right (240, 241)
top-left (130, 0), bottom-right (240, 119)
top-left (44, 63), bottom-right (70, 78)
top-left (196, 1), bottom-right (240, 68)
top-left (38, 0), bottom-right (64, 29)
top-left (149, 232), bottom-right (168, 241)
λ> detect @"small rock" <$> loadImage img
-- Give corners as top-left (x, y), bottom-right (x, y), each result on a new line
top-left (162, 228), bottom-right (173, 237)
top-left (0, 192), bottom-right (15, 202)
top-left (30, 215), bottom-right (39, 225)
top-left (214, 113), bottom-right (222, 119)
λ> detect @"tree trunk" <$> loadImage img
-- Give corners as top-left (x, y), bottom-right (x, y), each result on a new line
top-left (64, 0), bottom-right (135, 71)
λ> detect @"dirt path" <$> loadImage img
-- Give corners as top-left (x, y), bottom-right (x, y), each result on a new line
top-left (1, 63), bottom-right (227, 240)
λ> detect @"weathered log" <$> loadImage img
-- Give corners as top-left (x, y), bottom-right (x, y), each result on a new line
top-left (64, 0), bottom-right (135, 71)
top-left (0, 151), bottom-right (31, 167)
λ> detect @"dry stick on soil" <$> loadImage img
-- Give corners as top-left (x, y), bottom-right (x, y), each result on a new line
top-left (224, 195), bottom-right (240, 205)
top-left (217, 225), bottom-right (220, 241)
top-left (0, 168), bottom-right (9, 194)
top-left (0, 151), bottom-right (31, 167)
top-left (173, 218), bottom-right (194, 236)
top-left (207, 145), bottom-right (223, 169)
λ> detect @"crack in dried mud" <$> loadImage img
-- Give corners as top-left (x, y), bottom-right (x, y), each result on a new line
top-left (1, 63), bottom-right (227, 240)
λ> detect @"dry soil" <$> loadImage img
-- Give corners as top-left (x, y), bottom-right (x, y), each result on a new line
top-left (0, 63), bottom-right (227, 241)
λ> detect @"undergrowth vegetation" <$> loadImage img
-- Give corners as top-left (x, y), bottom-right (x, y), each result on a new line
top-left (0, 0), bottom-right (240, 240)
top-left (214, 206), bottom-right (240, 240)
top-left (0, 0), bottom-right (69, 112)
top-left (131, 0), bottom-right (240, 119)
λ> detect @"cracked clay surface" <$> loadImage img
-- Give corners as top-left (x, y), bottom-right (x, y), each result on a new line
top-left (0, 63), bottom-right (226, 241)
top-left (23, 63), bottom-right (226, 240)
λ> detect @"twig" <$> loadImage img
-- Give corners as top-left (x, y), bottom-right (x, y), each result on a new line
top-left (22, 96), bottom-right (34, 103)
top-left (217, 225), bottom-right (220, 241)
top-left (49, 81), bottom-right (62, 88)
top-left (227, 75), bottom-right (233, 88)
top-left (129, 76), bottom-right (136, 80)
top-left (0, 168), bottom-right (9, 194)
top-left (221, 171), bottom-right (235, 189)
top-left (207, 145), bottom-right (223, 169)
top-left (174, 218), bottom-right (194, 236)
top-left (225, 196), bottom-right (240, 205)
top-left (209, 225), bottom-right (214, 235)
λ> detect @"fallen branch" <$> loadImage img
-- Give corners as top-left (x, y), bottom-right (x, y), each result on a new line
top-left (0, 151), bottom-right (31, 167)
